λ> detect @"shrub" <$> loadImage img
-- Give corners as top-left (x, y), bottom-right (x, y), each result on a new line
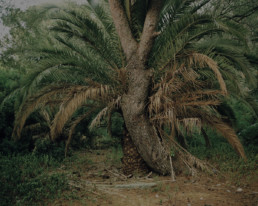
top-left (239, 123), bottom-right (258, 152)
top-left (33, 138), bottom-right (67, 161)
top-left (0, 154), bottom-right (68, 206)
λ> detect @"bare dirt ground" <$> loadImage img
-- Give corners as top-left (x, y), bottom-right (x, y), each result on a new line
top-left (51, 149), bottom-right (258, 206)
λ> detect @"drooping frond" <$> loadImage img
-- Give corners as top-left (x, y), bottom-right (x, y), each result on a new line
top-left (204, 118), bottom-right (247, 160)
top-left (89, 106), bottom-right (109, 131)
top-left (50, 84), bottom-right (112, 140)
top-left (189, 52), bottom-right (227, 94)
top-left (89, 96), bottom-right (121, 130)
top-left (12, 85), bottom-right (68, 139)
top-left (195, 38), bottom-right (256, 89)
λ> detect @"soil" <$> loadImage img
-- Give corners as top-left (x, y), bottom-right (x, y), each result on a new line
top-left (50, 149), bottom-right (258, 206)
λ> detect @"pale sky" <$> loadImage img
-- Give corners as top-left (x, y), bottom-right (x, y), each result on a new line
top-left (0, 0), bottom-right (87, 38)
top-left (9, 0), bottom-right (86, 10)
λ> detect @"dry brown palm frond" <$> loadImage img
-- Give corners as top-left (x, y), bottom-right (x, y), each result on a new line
top-left (148, 88), bottom-right (163, 115)
top-left (89, 96), bottom-right (121, 130)
top-left (180, 67), bottom-right (200, 82)
top-left (205, 118), bottom-right (247, 160)
top-left (190, 52), bottom-right (227, 95)
top-left (12, 85), bottom-right (68, 139)
top-left (89, 106), bottom-right (109, 130)
top-left (50, 85), bottom-right (112, 140)
top-left (39, 108), bottom-right (53, 128)
top-left (65, 108), bottom-right (97, 157)
top-left (161, 130), bottom-right (216, 175)
top-left (179, 118), bottom-right (202, 135)
top-left (180, 100), bottom-right (221, 106)
top-left (149, 84), bottom-right (221, 123)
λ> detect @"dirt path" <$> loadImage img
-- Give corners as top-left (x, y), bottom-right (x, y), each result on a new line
top-left (51, 150), bottom-right (258, 206)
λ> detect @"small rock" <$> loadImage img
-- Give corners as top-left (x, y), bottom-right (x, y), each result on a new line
top-left (236, 188), bottom-right (243, 192)
top-left (200, 197), bottom-right (203, 200)
top-left (155, 194), bottom-right (159, 198)
top-left (216, 184), bottom-right (221, 186)
top-left (227, 190), bottom-right (231, 193)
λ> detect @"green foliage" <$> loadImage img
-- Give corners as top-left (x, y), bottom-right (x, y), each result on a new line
top-left (0, 138), bottom-right (32, 155)
top-left (110, 112), bottom-right (124, 138)
top-left (33, 138), bottom-right (67, 161)
top-left (188, 129), bottom-right (257, 176)
top-left (0, 0), bottom-right (256, 171)
top-left (90, 128), bottom-right (121, 149)
top-left (0, 101), bottom-right (15, 139)
top-left (0, 154), bottom-right (68, 206)
top-left (0, 67), bottom-right (21, 139)
top-left (239, 123), bottom-right (258, 150)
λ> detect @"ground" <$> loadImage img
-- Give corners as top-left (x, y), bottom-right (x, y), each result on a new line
top-left (49, 149), bottom-right (258, 206)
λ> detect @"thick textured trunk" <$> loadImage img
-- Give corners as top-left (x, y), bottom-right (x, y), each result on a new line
top-left (109, 0), bottom-right (173, 175)
top-left (121, 128), bottom-right (149, 175)
top-left (121, 63), bottom-right (171, 175)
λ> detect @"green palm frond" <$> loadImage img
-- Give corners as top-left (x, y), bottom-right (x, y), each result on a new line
top-left (49, 4), bottom-right (122, 68)
top-left (160, 0), bottom-right (195, 28)
top-left (150, 14), bottom-right (220, 69)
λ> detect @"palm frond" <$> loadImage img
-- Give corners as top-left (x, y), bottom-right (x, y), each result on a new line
top-left (205, 118), bottom-right (247, 160)
top-left (89, 96), bottom-right (121, 130)
top-left (50, 85), bottom-right (112, 140)
top-left (12, 85), bottom-right (67, 139)
top-left (190, 52), bottom-right (227, 94)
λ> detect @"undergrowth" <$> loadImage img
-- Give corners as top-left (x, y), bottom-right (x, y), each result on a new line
top-left (188, 129), bottom-right (258, 185)
top-left (0, 138), bottom-right (69, 206)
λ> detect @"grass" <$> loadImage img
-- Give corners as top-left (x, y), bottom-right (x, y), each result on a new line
top-left (0, 154), bottom-right (69, 206)
top-left (0, 129), bottom-right (256, 205)
top-left (188, 130), bottom-right (258, 186)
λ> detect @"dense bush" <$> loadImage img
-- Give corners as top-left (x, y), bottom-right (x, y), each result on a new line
top-left (239, 123), bottom-right (258, 151)
top-left (0, 154), bottom-right (68, 206)
top-left (33, 138), bottom-right (67, 161)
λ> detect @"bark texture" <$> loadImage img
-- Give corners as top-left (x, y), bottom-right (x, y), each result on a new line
top-left (121, 128), bottom-right (149, 175)
top-left (109, 0), bottom-right (172, 175)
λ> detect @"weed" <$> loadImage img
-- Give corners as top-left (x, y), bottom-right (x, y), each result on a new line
top-left (152, 182), bottom-right (164, 193)
top-left (106, 146), bottom-right (123, 166)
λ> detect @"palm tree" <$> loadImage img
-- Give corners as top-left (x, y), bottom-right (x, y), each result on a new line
top-left (9, 0), bottom-right (255, 175)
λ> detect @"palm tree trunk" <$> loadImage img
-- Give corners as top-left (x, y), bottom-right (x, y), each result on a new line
top-left (110, 0), bottom-right (173, 175)
top-left (121, 128), bottom-right (149, 175)
top-left (121, 67), bottom-right (172, 175)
